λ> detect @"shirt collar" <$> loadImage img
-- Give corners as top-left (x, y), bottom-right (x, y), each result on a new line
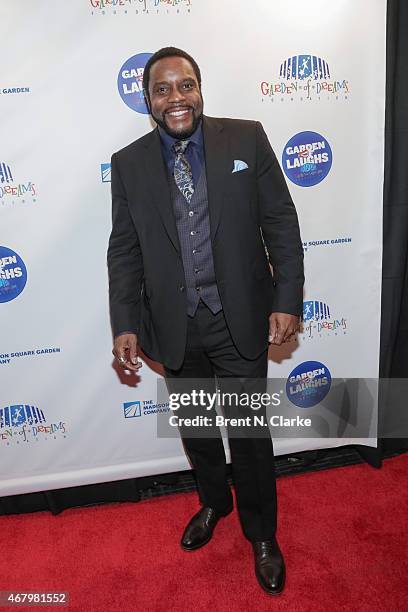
top-left (158, 120), bottom-right (203, 153)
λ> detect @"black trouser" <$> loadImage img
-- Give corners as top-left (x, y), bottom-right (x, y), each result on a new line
top-left (164, 301), bottom-right (277, 542)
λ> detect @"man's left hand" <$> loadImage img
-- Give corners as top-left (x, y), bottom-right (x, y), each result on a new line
top-left (269, 312), bottom-right (300, 345)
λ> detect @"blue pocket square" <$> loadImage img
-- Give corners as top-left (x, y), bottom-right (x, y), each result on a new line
top-left (232, 159), bottom-right (248, 173)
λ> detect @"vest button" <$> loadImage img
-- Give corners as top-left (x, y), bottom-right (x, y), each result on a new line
top-left (179, 285), bottom-right (185, 292)
top-left (188, 211), bottom-right (194, 217)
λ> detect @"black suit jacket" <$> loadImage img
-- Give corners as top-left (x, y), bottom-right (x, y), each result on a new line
top-left (107, 115), bottom-right (304, 369)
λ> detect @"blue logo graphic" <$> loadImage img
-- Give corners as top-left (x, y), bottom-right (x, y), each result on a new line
top-left (0, 404), bottom-right (46, 429)
top-left (0, 246), bottom-right (27, 303)
top-left (301, 300), bottom-right (347, 339)
top-left (280, 55), bottom-right (330, 80)
top-left (101, 163), bottom-right (111, 183)
top-left (124, 401), bottom-right (142, 418)
top-left (117, 53), bottom-right (153, 114)
top-left (0, 162), bottom-right (13, 183)
top-left (282, 131), bottom-right (332, 187)
top-left (123, 399), bottom-right (170, 418)
top-left (286, 361), bottom-right (331, 408)
top-left (303, 300), bottom-right (331, 322)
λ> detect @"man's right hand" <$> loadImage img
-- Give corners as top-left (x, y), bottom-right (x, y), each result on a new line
top-left (112, 333), bottom-right (142, 371)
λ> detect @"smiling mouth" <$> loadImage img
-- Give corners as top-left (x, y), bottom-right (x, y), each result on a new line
top-left (166, 107), bottom-right (192, 118)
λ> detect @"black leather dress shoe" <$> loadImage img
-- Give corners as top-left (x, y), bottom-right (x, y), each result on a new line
top-left (181, 506), bottom-right (232, 551)
top-left (252, 539), bottom-right (286, 595)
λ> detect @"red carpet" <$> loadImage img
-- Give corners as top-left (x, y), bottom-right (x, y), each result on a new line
top-left (1, 454), bottom-right (407, 611)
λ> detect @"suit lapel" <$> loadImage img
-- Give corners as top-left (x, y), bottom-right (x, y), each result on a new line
top-left (142, 128), bottom-right (181, 255)
top-left (142, 117), bottom-right (230, 251)
top-left (202, 116), bottom-right (230, 242)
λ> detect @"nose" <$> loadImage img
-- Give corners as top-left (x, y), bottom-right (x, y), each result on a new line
top-left (167, 84), bottom-right (186, 104)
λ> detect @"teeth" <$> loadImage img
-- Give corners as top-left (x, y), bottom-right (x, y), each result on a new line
top-left (168, 109), bottom-right (189, 117)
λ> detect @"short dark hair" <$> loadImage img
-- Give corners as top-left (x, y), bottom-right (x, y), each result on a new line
top-left (142, 47), bottom-right (201, 106)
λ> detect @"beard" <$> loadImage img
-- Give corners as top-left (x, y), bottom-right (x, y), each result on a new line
top-left (151, 104), bottom-right (203, 140)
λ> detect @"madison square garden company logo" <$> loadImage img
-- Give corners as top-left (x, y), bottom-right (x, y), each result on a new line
top-left (101, 163), bottom-right (111, 182)
top-left (0, 161), bottom-right (37, 206)
top-left (117, 53), bottom-right (152, 113)
top-left (123, 399), bottom-right (170, 418)
top-left (0, 246), bottom-right (27, 303)
top-left (286, 361), bottom-right (332, 408)
top-left (301, 300), bottom-right (347, 339)
top-left (282, 131), bottom-right (332, 187)
top-left (261, 54), bottom-right (350, 102)
top-left (90, 0), bottom-right (192, 16)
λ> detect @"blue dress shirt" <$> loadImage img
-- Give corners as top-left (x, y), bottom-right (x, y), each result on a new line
top-left (158, 121), bottom-right (204, 188)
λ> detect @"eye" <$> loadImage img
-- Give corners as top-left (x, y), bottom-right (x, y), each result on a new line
top-left (156, 85), bottom-right (168, 94)
top-left (183, 82), bottom-right (194, 90)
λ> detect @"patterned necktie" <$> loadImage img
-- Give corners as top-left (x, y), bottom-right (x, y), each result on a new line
top-left (173, 140), bottom-right (194, 203)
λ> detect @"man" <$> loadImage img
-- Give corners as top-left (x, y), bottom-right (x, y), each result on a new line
top-left (107, 47), bottom-right (304, 595)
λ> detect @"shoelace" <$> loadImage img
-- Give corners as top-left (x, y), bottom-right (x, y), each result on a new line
top-left (203, 507), bottom-right (215, 525)
top-left (255, 540), bottom-right (277, 555)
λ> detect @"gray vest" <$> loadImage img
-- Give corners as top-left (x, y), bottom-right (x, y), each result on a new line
top-left (168, 166), bottom-right (222, 317)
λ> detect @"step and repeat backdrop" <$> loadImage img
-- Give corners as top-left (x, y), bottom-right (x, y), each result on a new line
top-left (1, 0), bottom-right (386, 495)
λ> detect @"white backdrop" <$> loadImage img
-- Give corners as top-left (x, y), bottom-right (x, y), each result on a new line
top-left (0, 0), bottom-right (386, 495)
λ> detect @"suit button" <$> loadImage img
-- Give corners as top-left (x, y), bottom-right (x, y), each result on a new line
top-left (179, 285), bottom-right (185, 292)
top-left (196, 286), bottom-right (201, 292)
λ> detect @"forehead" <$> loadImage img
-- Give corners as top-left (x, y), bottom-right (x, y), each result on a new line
top-left (149, 56), bottom-right (197, 85)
